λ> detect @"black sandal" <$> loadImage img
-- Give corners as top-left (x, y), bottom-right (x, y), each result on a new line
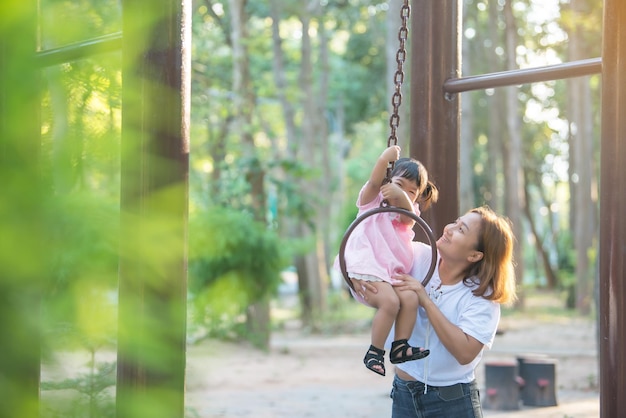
top-left (389, 339), bottom-right (429, 364)
top-left (363, 345), bottom-right (386, 376)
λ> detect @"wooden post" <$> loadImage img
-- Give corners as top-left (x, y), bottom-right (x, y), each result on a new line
top-left (599, 0), bottom-right (626, 416)
top-left (410, 0), bottom-right (461, 237)
top-left (116, 0), bottom-right (191, 417)
top-left (0, 1), bottom-right (42, 417)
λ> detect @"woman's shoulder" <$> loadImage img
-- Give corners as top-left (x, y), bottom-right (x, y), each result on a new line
top-left (411, 241), bottom-right (436, 266)
top-left (458, 281), bottom-right (500, 311)
top-left (409, 241), bottom-right (437, 279)
top-left (412, 241), bottom-right (433, 255)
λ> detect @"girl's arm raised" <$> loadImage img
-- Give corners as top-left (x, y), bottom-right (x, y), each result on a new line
top-left (360, 145), bottom-right (400, 205)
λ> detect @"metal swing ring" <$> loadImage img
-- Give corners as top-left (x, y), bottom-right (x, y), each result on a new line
top-left (338, 206), bottom-right (438, 291)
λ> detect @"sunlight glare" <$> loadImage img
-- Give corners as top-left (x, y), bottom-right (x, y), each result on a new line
top-left (527, 0), bottom-right (560, 23)
top-left (211, 2), bottom-right (224, 16)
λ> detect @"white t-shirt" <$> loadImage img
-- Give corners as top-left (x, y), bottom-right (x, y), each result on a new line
top-left (387, 242), bottom-right (501, 386)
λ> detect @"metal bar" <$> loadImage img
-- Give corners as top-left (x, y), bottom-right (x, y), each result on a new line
top-left (35, 32), bottom-right (122, 68)
top-left (443, 57), bottom-right (602, 94)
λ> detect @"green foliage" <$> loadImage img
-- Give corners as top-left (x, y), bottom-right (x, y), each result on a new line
top-left (335, 120), bottom-right (386, 243)
top-left (315, 290), bottom-right (374, 334)
top-left (40, 0), bottom-right (121, 47)
top-left (41, 361), bottom-right (116, 418)
top-left (188, 206), bottom-right (287, 338)
top-left (47, 192), bottom-right (119, 289)
top-left (266, 158), bottom-right (319, 226)
top-left (340, 31), bottom-right (386, 128)
top-left (42, 192), bottom-right (119, 351)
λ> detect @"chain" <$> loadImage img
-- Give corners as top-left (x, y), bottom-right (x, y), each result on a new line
top-left (385, 0), bottom-right (410, 182)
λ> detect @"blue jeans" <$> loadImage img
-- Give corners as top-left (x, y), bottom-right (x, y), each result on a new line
top-left (390, 374), bottom-right (483, 418)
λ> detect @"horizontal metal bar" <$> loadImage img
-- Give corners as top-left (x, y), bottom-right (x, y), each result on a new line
top-left (36, 32), bottom-right (122, 68)
top-left (443, 57), bottom-right (602, 94)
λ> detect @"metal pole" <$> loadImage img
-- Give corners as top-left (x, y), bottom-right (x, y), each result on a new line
top-left (443, 57), bottom-right (602, 94)
top-left (116, 0), bottom-right (191, 417)
top-left (35, 32), bottom-right (122, 68)
top-left (599, 0), bottom-right (626, 416)
top-left (410, 0), bottom-right (461, 238)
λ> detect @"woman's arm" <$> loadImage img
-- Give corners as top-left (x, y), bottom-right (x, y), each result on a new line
top-left (392, 274), bottom-right (484, 365)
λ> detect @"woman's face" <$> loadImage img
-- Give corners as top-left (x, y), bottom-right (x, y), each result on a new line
top-left (436, 212), bottom-right (483, 263)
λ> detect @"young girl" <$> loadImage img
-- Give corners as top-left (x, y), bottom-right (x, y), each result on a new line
top-left (340, 145), bottom-right (438, 376)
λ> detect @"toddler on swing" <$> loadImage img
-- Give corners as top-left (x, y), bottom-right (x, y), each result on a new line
top-left (339, 145), bottom-right (438, 376)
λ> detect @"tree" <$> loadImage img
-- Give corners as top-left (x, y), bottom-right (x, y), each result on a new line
top-left (564, 0), bottom-right (600, 314)
top-left (503, 0), bottom-right (525, 307)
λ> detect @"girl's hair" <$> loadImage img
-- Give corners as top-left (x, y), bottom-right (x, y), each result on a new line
top-left (465, 206), bottom-right (517, 305)
top-left (391, 157), bottom-right (439, 211)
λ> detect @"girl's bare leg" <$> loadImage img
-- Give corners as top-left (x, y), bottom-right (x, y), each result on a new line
top-left (392, 288), bottom-right (422, 359)
top-left (366, 281), bottom-right (400, 349)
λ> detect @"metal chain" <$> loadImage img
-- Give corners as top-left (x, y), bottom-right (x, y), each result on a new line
top-left (385, 0), bottom-right (410, 182)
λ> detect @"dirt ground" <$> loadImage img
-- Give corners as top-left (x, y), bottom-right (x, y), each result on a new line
top-left (41, 296), bottom-right (600, 418)
top-left (185, 313), bottom-right (600, 418)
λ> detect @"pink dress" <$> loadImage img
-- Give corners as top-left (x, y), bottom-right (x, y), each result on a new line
top-left (339, 185), bottom-right (420, 306)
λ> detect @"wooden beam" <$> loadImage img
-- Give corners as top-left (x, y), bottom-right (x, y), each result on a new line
top-left (0, 1), bottom-right (42, 416)
top-left (410, 0), bottom-right (461, 238)
top-left (599, 0), bottom-right (626, 416)
top-left (116, 1), bottom-right (191, 417)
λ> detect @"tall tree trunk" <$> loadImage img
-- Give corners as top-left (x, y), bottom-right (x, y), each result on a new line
top-left (459, 11), bottom-right (473, 213)
top-left (208, 117), bottom-right (230, 200)
top-left (315, 8), bottom-right (333, 291)
top-left (503, 0), bottom-right (524, 308)
top-left (297, 8), bottom-right (327, 329)
top-left (47, 66), bottom-right (73, 193)
top-left (269, 1), bottom-right (298, 162)
top-left (568, 0), bottom-right (596, 314)
top-left (269, 2), bottom-right (330, 324)
top-left (523, 176), bottom-right (558, 288)
top-left (229, 0), bottom-right (270, 347)
top-left (486, 0), bottom-right (505, 212)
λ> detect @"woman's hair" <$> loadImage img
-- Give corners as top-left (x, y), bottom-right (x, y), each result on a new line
top-left (391, 158), bottom-right (439, 211)
top-left (465, 206), bottom-right (517, 305)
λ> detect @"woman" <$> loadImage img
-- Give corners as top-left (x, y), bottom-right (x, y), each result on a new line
top-left (353, 206), bottom-right (517, 417)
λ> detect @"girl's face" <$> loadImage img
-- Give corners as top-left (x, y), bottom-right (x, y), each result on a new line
top-left (391, 176), bottom-right (419, 202)
top-left (436, 212), bottom-right (483, 263)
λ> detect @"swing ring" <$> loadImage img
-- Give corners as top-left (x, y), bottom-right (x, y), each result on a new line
top-left (338, 206), bottom-right (438, 291)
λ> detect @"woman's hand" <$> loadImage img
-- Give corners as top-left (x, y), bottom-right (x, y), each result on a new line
top-left (392, 273), bottom-right (428, 303)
